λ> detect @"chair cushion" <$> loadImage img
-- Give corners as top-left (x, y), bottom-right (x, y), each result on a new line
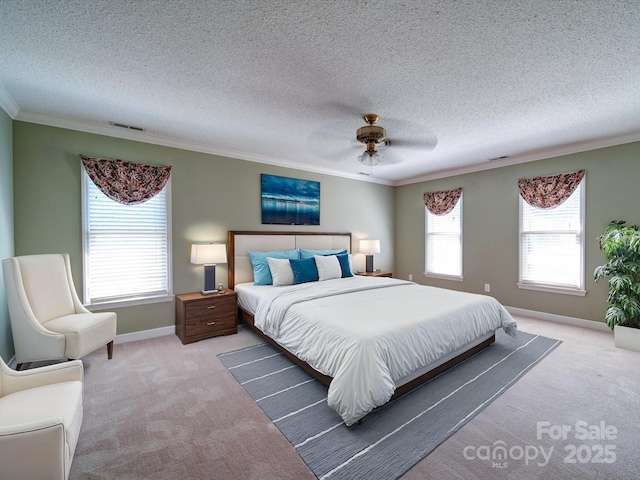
top-left (0, 380), bottom-right (83, 457)
top-left (46, 312), bottom-right (117, 359)
top-left (17, 255), bottom-right (76, 323)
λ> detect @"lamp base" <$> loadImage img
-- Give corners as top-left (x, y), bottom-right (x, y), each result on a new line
top-left (365, 254), bottom-right (374, 273)
top-left (203, 264), bottom-right (217, 295)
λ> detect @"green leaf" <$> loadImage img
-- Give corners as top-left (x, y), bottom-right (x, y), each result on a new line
top-left (609, 275), bottom-right (633, 294)
top-left (605, 305), bottom-right (626, 330)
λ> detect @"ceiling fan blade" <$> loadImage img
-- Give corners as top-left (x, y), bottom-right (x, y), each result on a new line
top-left (309, 117), bottom-right (370, 161)
top-left (314, 145), bottom-right (360, 162)
top-left (376, 149), bottom-right (406, 165)
top-left (388, 136), bottom-right (438, 152)
top-left (377, 116), bottom-right (438, 151)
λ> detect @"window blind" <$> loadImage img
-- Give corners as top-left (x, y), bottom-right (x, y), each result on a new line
top-left (426, 194), bottom-right (462, 277)
top-left (83, 169), bottom-right (171, 305)
top-left (520, 181), bottom-right (583, 289)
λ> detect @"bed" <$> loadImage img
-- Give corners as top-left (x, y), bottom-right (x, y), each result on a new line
top-left (228, 231), bottom-right (517, 426)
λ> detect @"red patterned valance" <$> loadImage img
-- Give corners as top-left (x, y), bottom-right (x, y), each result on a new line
top-left (81, 154), bottom-right (172, 205)
top-left (518, 169), bottom-right (585, 209)
top-left (423, 187), bottom-right (462, 215)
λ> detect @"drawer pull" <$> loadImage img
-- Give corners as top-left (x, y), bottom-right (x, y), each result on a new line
top-left (206, 321), bottom-right (216, 326)
top-left (207, 305), bottom-right (217, 309)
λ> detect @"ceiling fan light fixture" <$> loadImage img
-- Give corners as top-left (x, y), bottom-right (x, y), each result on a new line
top-left (359, 148), bottom-right (382, 166)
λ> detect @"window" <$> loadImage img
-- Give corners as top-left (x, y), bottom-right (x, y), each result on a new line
top-left (82, 167), bottom-right (172, 307)
top-left (519, 179), bottom-right (585, 295)
top-left (425, 192), bottom-right (462, 278)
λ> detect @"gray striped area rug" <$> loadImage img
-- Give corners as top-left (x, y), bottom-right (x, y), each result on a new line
top-left (218, 330), bottom-right (560, 480)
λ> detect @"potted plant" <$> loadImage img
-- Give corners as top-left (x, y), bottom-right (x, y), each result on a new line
top-left (594, 220), bottom-right (640, 352)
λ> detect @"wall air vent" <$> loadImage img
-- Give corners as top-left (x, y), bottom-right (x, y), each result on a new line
top-left (109, 122), bottom-right (146, 132)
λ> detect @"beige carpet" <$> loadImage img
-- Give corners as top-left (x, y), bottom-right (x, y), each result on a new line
top-left (69, 316), bottom-right (640, 479)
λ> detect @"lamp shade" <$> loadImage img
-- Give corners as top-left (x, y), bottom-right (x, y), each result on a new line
top-left (190, 244), bottom-right (227, 265)
top-left (359, 240), bottom-right (380, 254)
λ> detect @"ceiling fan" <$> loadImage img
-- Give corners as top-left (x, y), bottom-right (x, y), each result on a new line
top-left (356, 114), bottom-right (389, 167)
top-left (354, 113), bottom-right (437, 168)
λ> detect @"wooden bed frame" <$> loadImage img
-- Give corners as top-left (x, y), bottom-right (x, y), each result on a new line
top-left (227, 230), bottom-right (495, 405)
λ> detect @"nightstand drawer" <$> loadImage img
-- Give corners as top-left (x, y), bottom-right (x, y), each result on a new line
top-left (185, 297), bottom-right (236, 320)
top-left (186, 314), bottom-right (236, 338)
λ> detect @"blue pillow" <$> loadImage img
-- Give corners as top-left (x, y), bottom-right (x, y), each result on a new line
top-left (289, 257), bottom-right (319, 284)
top-left (248, 249), bottom-right (300, 285)
top-left (299, 248), bottom-right (347, 259)
top-left (336, 253), bottom-right (353, 278)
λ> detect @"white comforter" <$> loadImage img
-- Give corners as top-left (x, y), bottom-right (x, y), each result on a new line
top-left (252, 276), bottom-right (517, 426)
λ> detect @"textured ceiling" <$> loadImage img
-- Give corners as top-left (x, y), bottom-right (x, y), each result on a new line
top-left (1, 1), bottom-right (639, 184)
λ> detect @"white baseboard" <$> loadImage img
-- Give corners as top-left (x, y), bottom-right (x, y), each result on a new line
top-left (506, 306), bottom-right (611, 333)
top-left (114, 325), bottom-right (174, 344)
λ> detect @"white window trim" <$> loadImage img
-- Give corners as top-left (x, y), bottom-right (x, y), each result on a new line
top-left (424, 193), bottom-right (463, 280)
top-left (423, 272), bottom-right (464, 281)
top-left (81, 165), bottom-right (173, 309)
top-left (517, 177), bottom-right (585, 295)
top-left (516, 282), bottom-right (586, 296)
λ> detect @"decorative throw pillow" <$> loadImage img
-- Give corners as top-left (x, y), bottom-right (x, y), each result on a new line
top-left (267, 257), bottom-right (295, 286)
top-left (335, 253), bottom-right (354, 278)
top-left (314, 255), bottom-right (342, 281)
top-left (289, 257), bottom-right (319, 284)
top-left (248, 249), bottom-right (299, 285)
top-left (299, 248), bottom-right (347, 259)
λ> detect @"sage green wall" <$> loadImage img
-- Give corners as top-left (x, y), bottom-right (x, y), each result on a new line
top-left (395, 142), bottom-right (640, 325)
top-left (12, 121), bottom-right (394, 335)
top-left (0, 109), bottom-right (14, 361)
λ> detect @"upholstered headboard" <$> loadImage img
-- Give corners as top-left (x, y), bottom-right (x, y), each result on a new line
top-left (227, 231), bottom-right (352, 287)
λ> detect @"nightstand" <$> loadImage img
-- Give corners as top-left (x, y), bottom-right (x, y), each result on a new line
top-left (355, 271), bottom-right (393, 278)
top-left (175, 289), bottom-right (237, 345)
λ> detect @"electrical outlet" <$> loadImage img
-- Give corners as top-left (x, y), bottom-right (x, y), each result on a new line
top-left (484, 284), bottom-right (490, 292)
top-left (408, 274), bottom-right (413, 281)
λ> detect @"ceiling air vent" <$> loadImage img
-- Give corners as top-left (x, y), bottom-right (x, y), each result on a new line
top-left (109, 122), bottom-right (145, 132)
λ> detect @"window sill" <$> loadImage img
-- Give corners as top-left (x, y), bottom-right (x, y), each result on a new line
top-left (517, 283), bottom-right (586, 297)
top-left (85, 294), bottom-right (175, 311)
top-left (423, 272), bottom-right (464, 282)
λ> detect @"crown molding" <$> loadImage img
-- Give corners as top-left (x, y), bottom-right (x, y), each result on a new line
top-left (13, 111), bottom-right (394, 186)
top-left (14, 109), bottom-right (639, 188)
top-left (0, 80), bottom-right (19, 118)
top-left (395, 131), bottom-right (640, 186)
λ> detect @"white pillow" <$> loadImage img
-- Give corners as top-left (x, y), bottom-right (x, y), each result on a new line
top-left (314, 255), bottom-right (342, 281)
top-left (266, 257), bottom-right (294, 286)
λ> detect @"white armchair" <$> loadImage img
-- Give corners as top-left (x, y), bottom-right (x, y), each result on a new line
top-left (0, 356), bottom-right (84, 480)
top-left (2, 254), bottom-right (117, 370)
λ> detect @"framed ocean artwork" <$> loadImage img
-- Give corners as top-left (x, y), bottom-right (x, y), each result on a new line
top-left (261, 174), bottom-right (320, 225)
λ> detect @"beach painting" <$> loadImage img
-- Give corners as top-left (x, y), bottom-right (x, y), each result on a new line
top-left (261, 174), bottom-right (320, 225)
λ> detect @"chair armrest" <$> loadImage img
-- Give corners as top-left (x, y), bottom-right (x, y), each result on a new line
top-left (0, 417), bottom-right (64, 436)
top-left (0, 418), bottom-right (67, 480)
top-left (1, 360), bottom-right (83, 396)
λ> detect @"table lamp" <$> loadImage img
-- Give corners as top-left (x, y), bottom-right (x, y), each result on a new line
top-left (359, 239), bottom-right (380, 273)
top-left (191, 243), bottom-right (227, 295)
